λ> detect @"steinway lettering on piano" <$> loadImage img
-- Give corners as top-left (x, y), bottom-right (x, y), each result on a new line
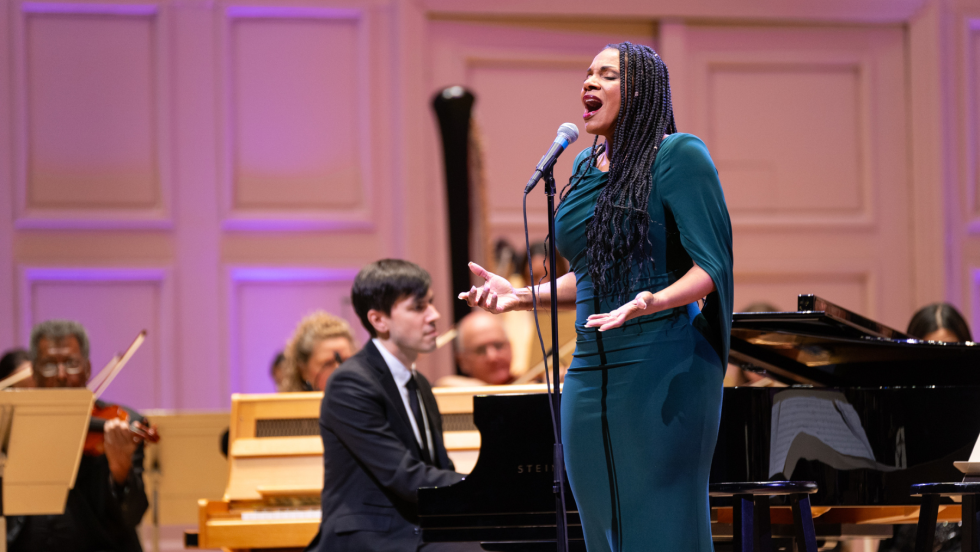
top-left (517, 463), bottom-right (554, 474)
top-left (418, 296), bottom-right (980, 549)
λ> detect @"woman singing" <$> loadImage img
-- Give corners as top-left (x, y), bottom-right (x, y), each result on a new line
top-left (460, 42), bottom-right (733, 551)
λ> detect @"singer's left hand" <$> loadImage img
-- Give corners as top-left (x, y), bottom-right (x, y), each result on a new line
top-left (584, 291), bottom-right (662, 332)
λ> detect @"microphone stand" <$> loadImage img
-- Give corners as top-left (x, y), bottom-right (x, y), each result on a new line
top-left (541, 166), bottom-right (569, 552)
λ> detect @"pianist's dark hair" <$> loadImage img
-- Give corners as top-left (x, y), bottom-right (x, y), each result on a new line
top-left (352, 259), bottom-right (432, 338)
top-left (584, 42), bottom-right (677, 302)
top-left (907, 302), bottom-right (973, 342)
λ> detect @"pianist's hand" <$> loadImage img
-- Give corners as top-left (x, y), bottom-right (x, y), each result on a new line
top-left (585, 291), bottom-right (663, 332)
top-left (458, 262), bottom-right (526, 314)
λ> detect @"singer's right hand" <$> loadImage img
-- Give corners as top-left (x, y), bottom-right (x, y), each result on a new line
top-left (458, 262), bottom-right (525, 313)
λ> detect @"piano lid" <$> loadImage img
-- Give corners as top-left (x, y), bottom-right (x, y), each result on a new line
top-left (730, 295), bottom-right (980, 387)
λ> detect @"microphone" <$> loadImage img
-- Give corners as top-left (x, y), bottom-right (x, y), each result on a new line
top-left (525, 123), bottom-right (580, 193)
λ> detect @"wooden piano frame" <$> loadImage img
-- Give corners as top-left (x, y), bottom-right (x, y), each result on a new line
top-left (192, 393), bottom-right (323, 550)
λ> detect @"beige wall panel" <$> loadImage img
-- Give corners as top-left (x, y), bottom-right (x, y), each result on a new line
top-left (19, 268), bottom-right (174, 409)
top-left (227, 268), bottom-right (366, 395)
top-left (685, 26), bottom-right (897, 229)
top-left (470, 61), bottom-right (595, 230)
top-left (709, 65), bottom-right (864, 217)
top-left (22, 12), bottom-right (160, 210)
top-left (969, 22), bottom-right (980, 222)
top-left (230, 17), bottom-right (360, 210)
top-left (220, 7), bottom-right (375, 230)
top-left (681, 24), bottom-right (910, 327)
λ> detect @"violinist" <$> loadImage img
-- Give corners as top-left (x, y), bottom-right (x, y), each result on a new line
top-left (8, 320), bottom-right (149, 552)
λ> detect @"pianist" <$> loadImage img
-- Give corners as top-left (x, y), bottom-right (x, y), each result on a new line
top-left (8, 320), bottom-right (148, 552)
top-left (306, 260), bottom-right (477, 552)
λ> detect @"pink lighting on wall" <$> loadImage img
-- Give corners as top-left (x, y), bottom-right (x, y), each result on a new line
top-left (226, 267), bottom-right (364, 397)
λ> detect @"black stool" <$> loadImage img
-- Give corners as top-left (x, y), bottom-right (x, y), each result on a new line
top-left (709, 481), bottom-right (818, 552)
top-left (911, 482), bottom-right (980, 552)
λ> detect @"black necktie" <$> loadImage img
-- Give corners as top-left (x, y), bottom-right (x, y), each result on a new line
top-left (405, 374), bottom-right (433, 464)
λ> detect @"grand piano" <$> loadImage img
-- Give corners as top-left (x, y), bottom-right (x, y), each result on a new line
top-left (418, 295), bottom-right (980, 550)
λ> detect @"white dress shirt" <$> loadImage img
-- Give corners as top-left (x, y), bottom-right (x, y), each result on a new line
top-left (372, 339), bottom-right (434, 461)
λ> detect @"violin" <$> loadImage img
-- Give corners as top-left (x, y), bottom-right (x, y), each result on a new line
top-left (82, 330), bottom-right (159, 457)
top-left (84, 402), bottom-right (159, 456)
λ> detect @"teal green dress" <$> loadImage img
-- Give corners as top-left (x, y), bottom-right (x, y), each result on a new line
top-left (554, 133), bottom-right (733, 552)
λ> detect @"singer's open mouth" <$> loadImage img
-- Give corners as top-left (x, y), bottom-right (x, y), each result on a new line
top-left (583, 95), bottom-right (603, 119)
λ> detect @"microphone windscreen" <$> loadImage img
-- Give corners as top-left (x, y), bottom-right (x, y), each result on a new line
top-left (557, 123), bottom-right (579, 144)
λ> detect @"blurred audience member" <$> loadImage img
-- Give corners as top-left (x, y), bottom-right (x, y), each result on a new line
top-left (280, 311), bottom-right (357, 392)
top-left (0, 348), bottom-right (34, 388)
top-left (269, 351), bottom-right (287, 392)
top-left (724, 301), bottom-right (782, 387)
top-left (907, 302), bottom-right (972, 342)
top-left (438, 312), bottom-right (515, 387)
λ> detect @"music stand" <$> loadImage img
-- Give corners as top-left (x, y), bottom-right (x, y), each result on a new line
top-left (0, 388), bottom-right (93, 552)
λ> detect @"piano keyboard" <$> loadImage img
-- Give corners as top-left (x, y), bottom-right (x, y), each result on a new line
top-left (240, 508), bottom-right (322, 521)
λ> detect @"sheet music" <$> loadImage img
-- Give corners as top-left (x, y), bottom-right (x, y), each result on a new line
top-left (769, 390), bottom-right (895, 477)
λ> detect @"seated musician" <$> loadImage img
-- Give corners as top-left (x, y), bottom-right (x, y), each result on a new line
top-left (0, 348), bottom-right (34, 387)
top-left (906, 302), bottom-right (972, 343)
top-left (269, 350), bottom-right (287, 392)
top-left (8, 320), bottom-right (148, 552)
top-left (279, 311), bottom-right (356, 392)
top-left (436, 312), bottom-right (514, 387)
top-left (306, 259), bottom-right (477, 552)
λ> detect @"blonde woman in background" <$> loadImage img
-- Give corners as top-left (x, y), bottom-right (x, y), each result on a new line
top-left (280, 311), bottom-right (357, 392)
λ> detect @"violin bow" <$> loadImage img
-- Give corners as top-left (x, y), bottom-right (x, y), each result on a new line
top-left (435, 327), bottom-right (458, 349)
top-left (88, 330), bottom-right (147, 399)
top-left (0, 367), bottom-right (33, 391)
top-left (86, 353), bottom-right (122, 395)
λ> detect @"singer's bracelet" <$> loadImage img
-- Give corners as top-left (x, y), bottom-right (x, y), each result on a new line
top-left (516, 286), bottom-right (537, 311)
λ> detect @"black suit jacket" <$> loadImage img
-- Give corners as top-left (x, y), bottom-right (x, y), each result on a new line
top-left (306, 340), bottom-right (463, 552)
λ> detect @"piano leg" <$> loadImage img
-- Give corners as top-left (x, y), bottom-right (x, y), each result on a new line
top-left (790, 494), bottom-right (817, 552)
top-left (963, 494), bottom-right (980, 552)
top-left (914, 494), bottom-right (939, 552)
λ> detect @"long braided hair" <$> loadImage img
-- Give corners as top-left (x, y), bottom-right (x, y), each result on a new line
top-left (587, 42), bottom-right (676, 302)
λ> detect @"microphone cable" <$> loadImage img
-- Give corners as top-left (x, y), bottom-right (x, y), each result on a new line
top-left (521, 137), bottom-right (602, 550)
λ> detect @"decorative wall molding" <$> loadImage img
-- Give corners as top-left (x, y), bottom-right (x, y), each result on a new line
top-left (963, 17), bottom-right (980, 232)
top-left (11, 1), bottom-right (173, 229)
top-left (216, 4), bottom-right (375, 231)
top-left (967, 267), bottom-right (980, 339)
top-left (17, 266), bottom-right (175, 407)
top-left (466, 52), bottom-right (596, 233)
top-left (422, 0), bottom-right (927, 24)
top-left (692, 50), bottom-right (876, 230)
top-left (225, 266), bottom-right (361, 394)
